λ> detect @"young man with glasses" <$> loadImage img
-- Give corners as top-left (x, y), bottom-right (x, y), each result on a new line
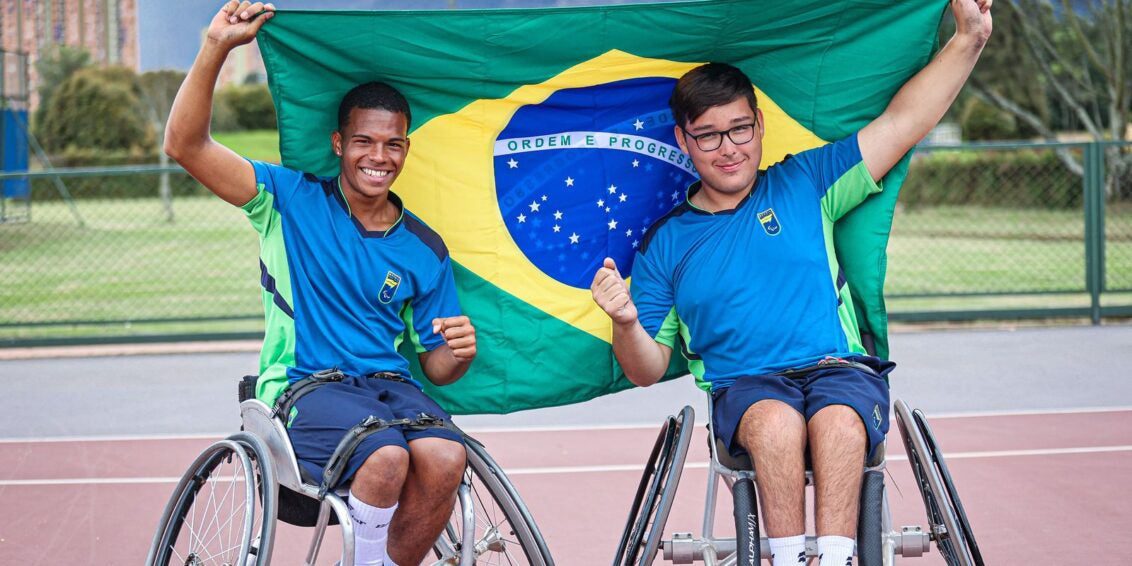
top-left (590, 1), bottom-right (992, 564)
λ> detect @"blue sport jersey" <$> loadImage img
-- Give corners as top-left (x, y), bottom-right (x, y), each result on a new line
top-left (241, 160), bottom-right (461, 405)
top-left (631, 134), bottom-right (882, 391)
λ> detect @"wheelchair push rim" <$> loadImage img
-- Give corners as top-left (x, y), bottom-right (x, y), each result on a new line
top-left (431, 436), bottom-right (554, 566)
top-left (613, 405), bottom-right (694, 566)
top-left (147, 433), bottom-right (277, 566)
top-left (894, 399), bottom-right (983, 566)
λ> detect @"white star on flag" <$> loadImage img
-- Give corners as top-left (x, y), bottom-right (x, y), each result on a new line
top-left (625, 228), bottom-right (633, 237)
top-left (632, 159), bottom-right (640, 168)
top-left (529, 201), bottom-right (541, 212)
top-left (565, 177), bottom-right (574, 187)
top-left (608, 184), bottom-right (617, 194)
top-left (517, 213), bottom-right (526, 223)
top-left (553, 225), bottom-right (561, 233)
top-left (553, 211), bottom-right (563, 220)
top-left (569, 232), bottom-right (580, 244)
top-left (541, 195), bottom-right (548, 201)
top-left (507, 158), bottom-right (518, 169)
top-left (605, 207), bottom-right (611, 213)
top-left (671, 191), bottom-right (680, 200)
top-left (596, 199), bottom-right (605, 207)
top-left (619, 193), bottom-right (628, 202)
top-left (633, 119), bottom-right (645, 130)
top-left (608, 219), bottom-right (618, 230)
top-left (632, 240), bottom-right (640, 248)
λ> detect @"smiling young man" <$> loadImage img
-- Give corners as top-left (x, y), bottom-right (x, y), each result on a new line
top-left (591, 1), bottom-right (992, 564)
top-left (164, 3), bottom-right (476, 565)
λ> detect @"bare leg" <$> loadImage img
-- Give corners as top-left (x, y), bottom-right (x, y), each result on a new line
top-left (350, 445), bottom-right (410, 507)
top-left (808, 405), bottom-right (866, 537)
top-left (736, 399), bottom-right (807, 538)
top-left (387, 437), bottom-right (468, 565)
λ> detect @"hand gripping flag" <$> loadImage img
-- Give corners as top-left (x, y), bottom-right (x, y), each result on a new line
top-left (257, 0), bottom-right (945, 414)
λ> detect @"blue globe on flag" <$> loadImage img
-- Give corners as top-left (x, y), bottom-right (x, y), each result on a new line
top-left (493, 77), bottom-right (700, 289)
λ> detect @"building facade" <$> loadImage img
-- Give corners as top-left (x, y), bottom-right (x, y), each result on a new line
top-left (2, 0), bottom-right (138, 109)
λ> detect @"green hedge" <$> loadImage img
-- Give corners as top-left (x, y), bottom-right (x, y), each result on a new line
top-left (28, 173), bottom-right (209, 202)
top-left (902, 148), bottom-right (1082, 209)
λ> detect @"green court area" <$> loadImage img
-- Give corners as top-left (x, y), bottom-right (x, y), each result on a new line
top-left (1, 197), bottom-right (1129, 343)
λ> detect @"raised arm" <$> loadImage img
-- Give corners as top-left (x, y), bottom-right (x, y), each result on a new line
top-left (859, 0), bottom-right (992, 181)
top-left (591, 258), bottom-right (672, 386)
top-left (164, 1), bottom-right (275, 206)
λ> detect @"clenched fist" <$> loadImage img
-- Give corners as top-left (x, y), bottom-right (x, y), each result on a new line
top-left (591, 257), bottom-right (637, 326)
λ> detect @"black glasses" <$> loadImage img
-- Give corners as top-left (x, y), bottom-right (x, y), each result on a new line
top-left (682, 123), bottom-right (756, 152)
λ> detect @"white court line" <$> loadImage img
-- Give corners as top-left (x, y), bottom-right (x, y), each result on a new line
top-left (4, 445), bottom-right (1131, 486)
top-left (3, 405), bottom-right (1131, 444)
top-left (920, 405), bottom-right (1132, 419)
top-left (0, 433), bottom-right (229, 444)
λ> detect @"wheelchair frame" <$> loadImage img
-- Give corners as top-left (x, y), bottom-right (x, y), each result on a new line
top-left (147, 392), bottom-right (554, 566)
top-left (616, 399), bottom-right (983, 566)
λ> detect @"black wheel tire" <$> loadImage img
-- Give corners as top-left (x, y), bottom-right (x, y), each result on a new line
top-left (613, 405), bottom-right (694, 566)
top-left (914, 409), bottom-right (985, 566)
top-left (895, 400), bottom-right (977, 566)
top-left (856, 469), bottom-right (885, 566)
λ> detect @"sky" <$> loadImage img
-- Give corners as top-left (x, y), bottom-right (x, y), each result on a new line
top-left (137, 0), bottom-right (664, 71)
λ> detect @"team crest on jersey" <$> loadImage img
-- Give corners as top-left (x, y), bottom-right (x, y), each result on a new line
top-left (757, 208), bottom-right (782, 236)
top-left (872, 404), bottom-right (883, 430)
top-left (379, 271), bottom-right (402, 304)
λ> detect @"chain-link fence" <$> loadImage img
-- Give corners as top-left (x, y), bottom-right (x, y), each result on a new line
top-left (2, 142), bottom-right (1131, 345)
top-left (0, 166), bottom-right (263, 344)
top-left (888, 141), bottom-right (1132, 322)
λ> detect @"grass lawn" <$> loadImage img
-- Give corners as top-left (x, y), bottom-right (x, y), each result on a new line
top-left (0, 196), bottom-right (262, 342)
top-left (2, 196), bottom-right (1130, 344)
top-left (886, 204), bottom-right (1132, 295)
top-left (214, 129), bottom-right (281, 163)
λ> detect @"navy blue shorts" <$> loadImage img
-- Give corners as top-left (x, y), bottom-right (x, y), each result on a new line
top-left (712, 356), bottom-right (895, 462)
top-left (286, 373), bottom-right (463, 486)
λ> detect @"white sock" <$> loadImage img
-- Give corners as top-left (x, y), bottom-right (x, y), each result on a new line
top-left (817, 535), bottom-right (855, 566)
top-left (769, 534), bottom-right (807, 566)
top-left (348, 491), bottom-right (397, 566)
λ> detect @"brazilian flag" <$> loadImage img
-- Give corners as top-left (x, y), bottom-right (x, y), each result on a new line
top-left (257, 0), bottom-right (944, 414)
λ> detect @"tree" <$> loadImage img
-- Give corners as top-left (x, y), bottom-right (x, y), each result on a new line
top-left (966, 0), bottom-right (1130, 181)
top-left (37, 66), bottom-right (153, 158)
top-left (140, 70), bottom-right (187, 221)
top-left (31, 45), bottom-right (91, 137)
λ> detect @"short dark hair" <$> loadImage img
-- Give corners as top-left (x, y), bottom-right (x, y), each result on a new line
top-left (337, 81), bottom-right (412, 132)
top-left (669, 63), bottom-right (758, 129)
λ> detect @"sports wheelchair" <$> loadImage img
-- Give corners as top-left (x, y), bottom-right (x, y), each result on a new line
top-left (145, 374), bottom-right (554, 566)
top-left (614, 398), bottom-right (983, 566)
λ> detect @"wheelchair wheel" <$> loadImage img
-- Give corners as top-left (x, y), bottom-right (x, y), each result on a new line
top-left (147, 432), bottom-right (277, 566)
top-left (894, 400), bottom-right (983, 566)
top-left (431, 437), bottom-right (554, 566)
top-left (613, 405), bottom-right (694, 566)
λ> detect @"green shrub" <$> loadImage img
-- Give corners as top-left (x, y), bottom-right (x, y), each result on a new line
top-left (903, 148), bottom-right (1082, 209)
top-left (960, 97), bottom-right (1018, 141)
top-left (215, 84), bottom-right (277, 131)
top-left (37, 67), bottom-right (154, 158)
top-left (28, 172), bottom-right (208, 202)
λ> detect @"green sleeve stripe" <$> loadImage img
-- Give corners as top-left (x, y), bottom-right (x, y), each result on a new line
top-left (821, 161), bottom-right (882, 223)
top-left (400, 302), bottom-right (427, 354)
top-left (674, 319), bottom-right (708, 391)
top-left (822, 198), bottom-right (867, 357)
top-left (654, 308), bottom-right (679, 348)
